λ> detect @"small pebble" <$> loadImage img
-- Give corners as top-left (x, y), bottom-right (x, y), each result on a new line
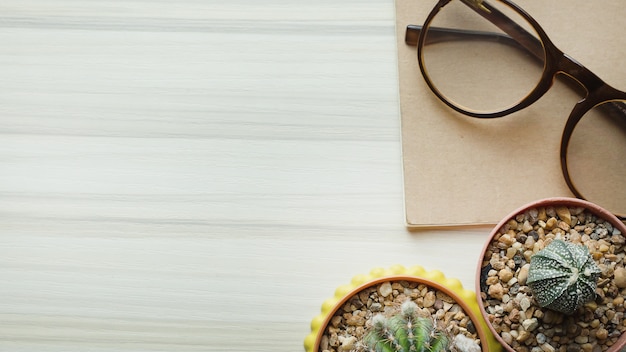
top-left (558, 221), bottom-right (570, 231)
top-left (506, 247), bottom-right (518, 259)
top-left (509, 308), bottom-right (520, 323)
top-left (486, 276), bottom-right (499, 285)
top-left (370, 303), bottom-right (382, 312)
top-left (498, 233), bottom-right (516, 247)
top-left (346, 314), bottom-right (365, 326)
top-left (566, 345), bottom-right (581, 352)
top-left (488, 283), bottom-right (504, 300)
top-left (502, 294), bottom-right (510, 304)
top-left (524, 250), bottom-right (534, 262)
top-left (501, 331), bottom-right (513, 345)
top-left (423, 291), bottom-right (436, 308)
top-left (491, 259), bottom-right (505, 271)
top-left (523, 220), bottom-right (533, 233)
top-left (339, 336), bottom-right (356, 351)
top-left (536, 332), bottom-right (547, 344)
top-left (524, 236), bottom-right (536, 250)
top-left (379, 282), bottom-right (392, 297)
top-left (574, 336), bottom-right (588, 344)
top-left (555, 206), bottom-right (571, 225)
top-left (614, 267), bottom-right (626, 288)
top-left (595, 328), bottom-right (608, 340)
top-left (499, 267), bottom-right (514, 283)
top-left (519, 296), bottom-right (531, 312)
top-left (545, 217), bottom-right (557, 230)
top-left (518, 264), bottom-right (530, 285)
top-left (331, 316), bottom-right (342, 327)
top-left (517, 330), bottom-right (531, 342)
top-left (581, 344), bottom-right (594, 352)
top-left (522, 318), bottom-right (539, 331)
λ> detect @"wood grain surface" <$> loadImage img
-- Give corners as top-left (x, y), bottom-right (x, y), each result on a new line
top-left (2, 1), bottom-right (620, 351)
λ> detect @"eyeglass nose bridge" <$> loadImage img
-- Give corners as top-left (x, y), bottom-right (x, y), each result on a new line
top-left (549, 50), bottom-right (606, 100)
top-left (538, 41), bottom-right (626, 123)
top-left (547, 48), bottom-right (626, 123)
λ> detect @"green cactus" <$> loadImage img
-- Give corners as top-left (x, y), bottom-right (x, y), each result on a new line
top-left (362, 300), bottom-right (450, 352)
top-left (527, 239), bottom-right (601, 315)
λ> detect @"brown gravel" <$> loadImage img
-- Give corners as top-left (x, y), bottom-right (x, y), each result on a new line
top-left (318, 280), bottom-right (481, 352)
top-left (480, 205), bottom-right (626, 352)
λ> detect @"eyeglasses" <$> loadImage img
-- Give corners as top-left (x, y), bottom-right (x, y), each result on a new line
top-left (405, 0), bottom-right (626, 219)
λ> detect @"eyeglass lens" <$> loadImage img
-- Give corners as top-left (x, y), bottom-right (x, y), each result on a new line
top-left (420, 0), bottom-right (545, 114)
top-left (567, 101), bottom-right (626, 216)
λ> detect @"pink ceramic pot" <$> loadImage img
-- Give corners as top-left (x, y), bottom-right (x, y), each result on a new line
top-left (476, 197), bottom-right (626, 352)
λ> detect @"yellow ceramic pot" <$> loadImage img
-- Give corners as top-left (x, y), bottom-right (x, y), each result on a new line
top-left (305, 264), bottom-right (500, 352)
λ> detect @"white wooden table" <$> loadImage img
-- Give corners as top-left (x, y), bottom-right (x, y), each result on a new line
top-left (1, 1), bottom-right (623, 351)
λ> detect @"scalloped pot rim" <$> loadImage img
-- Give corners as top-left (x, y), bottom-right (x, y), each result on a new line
top-left (475, 197), bottom-right (626, 352)
top-left (304, 265), bottom-right (501, 352)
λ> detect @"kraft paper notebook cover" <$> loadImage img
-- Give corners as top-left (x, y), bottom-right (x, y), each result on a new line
top-left (395, 0), bottom-right (623, 228)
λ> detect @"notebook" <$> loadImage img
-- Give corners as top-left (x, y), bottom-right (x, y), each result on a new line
top-left (394, 0), bottom-right (618, 227)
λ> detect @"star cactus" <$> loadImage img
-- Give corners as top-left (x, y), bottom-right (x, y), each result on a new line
top-left (527, 239), bottom-right (601, 315)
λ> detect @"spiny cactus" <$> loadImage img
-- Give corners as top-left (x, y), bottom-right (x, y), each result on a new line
top-left (361, 300), bottom-right (480, 352)
top-left (527, 239), bottom-right (601, 315)
top-left (362, 300), bottom-right (448, 352)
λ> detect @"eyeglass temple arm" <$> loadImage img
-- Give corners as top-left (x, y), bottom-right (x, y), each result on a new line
top-left (405, 0), bottom-right (544, 62)
top-left (406, 25), bottom-right (523, 48)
